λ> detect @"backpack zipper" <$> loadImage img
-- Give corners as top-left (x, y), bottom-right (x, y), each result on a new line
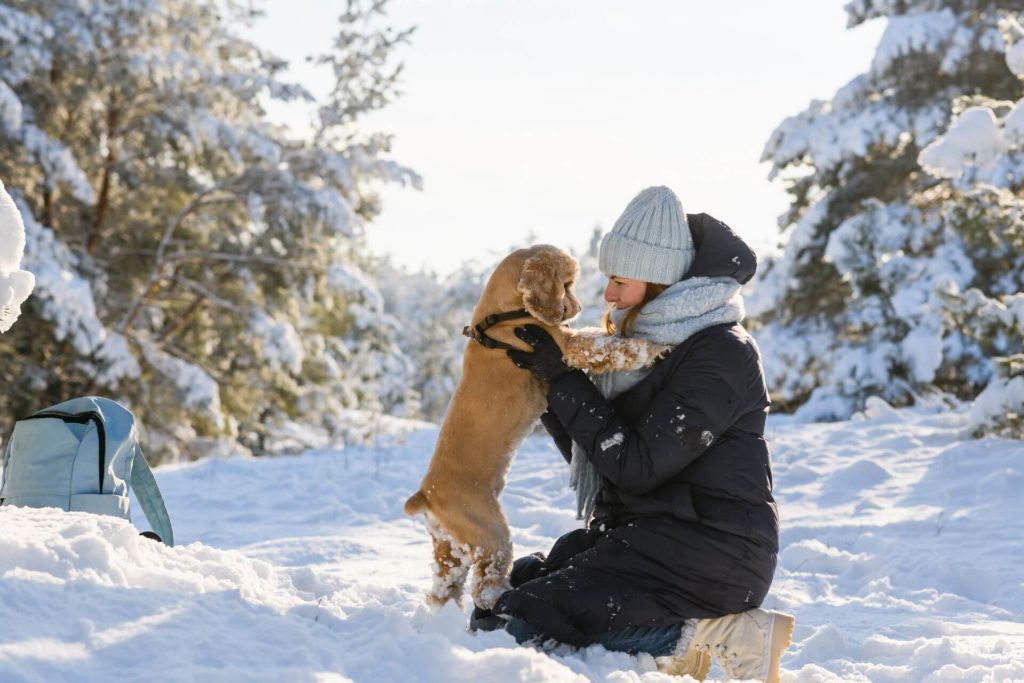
top-left (20, 411), bottom-right (107, 491)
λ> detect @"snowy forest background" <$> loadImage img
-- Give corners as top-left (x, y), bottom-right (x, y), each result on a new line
top-left (1, 0), bottom-right (1024, 463)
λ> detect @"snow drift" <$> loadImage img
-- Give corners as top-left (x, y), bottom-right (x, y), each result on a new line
top-left (1, 404), bottom-right (1023, 682)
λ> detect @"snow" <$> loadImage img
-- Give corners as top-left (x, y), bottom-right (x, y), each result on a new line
top-left (599, 432), bottom-right (624, 452)
top-left (0, 179), bottom-right (33, 333)
top-left (138, 340), bottom-right (225, 429)
top-left (918, 107), bottom-right (1010, 179)
top-left (916, 29), bottom-right (1024, 184)
top-left (2, 405), bottom-right (1023, 681)
top-left (871, 10), bottom-right (958, 77)
top-left (900, 325), bottom-right (944, 384)
top-left (1006, 100), bottom-right (1024, 145)
top-left (0, 80), bottom-right (21, 134)
top-left (16, 195), bottom-right (140, 385)
top-left (968, 376), bottom-right (1024, 436)
top-left (250, 311), bottom-right (306, 376)
top-left (327, 262), bottom-right (384, 313)
top-left (20, 124), bottom-right (94, 204)
top-left (1008, 37), bottom-right (1024, 77)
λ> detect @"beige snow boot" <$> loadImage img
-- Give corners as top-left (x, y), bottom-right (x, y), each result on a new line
top-left (687, 608), bottom-right (795, 683)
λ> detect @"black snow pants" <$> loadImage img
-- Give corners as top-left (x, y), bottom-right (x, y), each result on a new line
top-left (491, 515), bottom-right (773, 647)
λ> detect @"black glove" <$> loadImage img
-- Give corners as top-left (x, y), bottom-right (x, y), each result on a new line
top-left (506, 324), bottom-right (574, 383)
top-left (468, 604), bottom-right (507, 633)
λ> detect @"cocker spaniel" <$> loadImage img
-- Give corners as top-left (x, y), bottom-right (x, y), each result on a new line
top-left (404, 244), bottom-right (668, 609)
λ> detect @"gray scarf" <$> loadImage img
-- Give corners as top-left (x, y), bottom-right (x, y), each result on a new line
top-left (569, 276), bottom-right (745, 522)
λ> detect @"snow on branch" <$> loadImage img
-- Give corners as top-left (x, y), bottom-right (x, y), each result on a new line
top-left (1006, 17), bottom-right (1024, 76)
top-left (21, 125), bottom-right (95, 203)
top-left (250, 310), bottom-right (305, 376)
top-left (0, 180), bottom-right (34, 333)
top-left (137, 338), bottom-right (225, 430)
top-left (0, 81), bottom-right (21, 134)
top-left (918, 23), bottom-right (1024, 183)
top-left (15, 191), bottom-right (139, 382)
top-left (328, 262), bottom-right (384, 313)
top-left (968, 355), bottom-right (1024, 436)
top-left (871, 10), bottom-right (958, 76)
top-left (918, 106), bottom-right (1012, 178)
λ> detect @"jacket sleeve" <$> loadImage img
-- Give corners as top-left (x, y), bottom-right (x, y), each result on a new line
top-left (539, 409), bottom-right (574, 464)
top-left (545, 338), bottom-right (749, 495)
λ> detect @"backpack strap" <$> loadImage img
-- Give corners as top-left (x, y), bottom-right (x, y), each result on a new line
top-left (130, 445), bottom-right (175, 547)
top-left (0, 438), bottom-right (11, 504)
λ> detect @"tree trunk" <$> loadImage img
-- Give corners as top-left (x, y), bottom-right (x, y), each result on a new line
top-left (42, 186), bottom-right (53, 227)
top-left (87, 94), bottom-right (121, 254)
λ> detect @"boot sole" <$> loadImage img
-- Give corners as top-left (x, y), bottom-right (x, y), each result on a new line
top-left (764, 612), bottom-right (795, 683)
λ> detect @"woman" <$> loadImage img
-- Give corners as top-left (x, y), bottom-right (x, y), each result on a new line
top-left (475, 186), bottom-right (793, 682)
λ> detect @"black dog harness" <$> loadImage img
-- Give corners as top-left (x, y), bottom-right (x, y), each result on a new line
top-left (462, 308), bottom-right (533, 351)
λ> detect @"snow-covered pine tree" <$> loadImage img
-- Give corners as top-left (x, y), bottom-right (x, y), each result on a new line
top-left (751, 0), bottom-right (1024, 423)
top-left (0, 0), bottom-right (420, 460)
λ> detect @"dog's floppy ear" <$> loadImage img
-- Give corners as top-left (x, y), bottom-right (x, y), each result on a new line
top-left (517, 249), bottom-right (568, 325)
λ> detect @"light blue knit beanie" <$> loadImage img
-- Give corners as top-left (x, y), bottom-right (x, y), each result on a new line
top-left (599, 186), bottom-right (695, 284)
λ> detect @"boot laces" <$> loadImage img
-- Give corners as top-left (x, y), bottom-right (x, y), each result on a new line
top-left (689, 641), bottom-right (744, 679)
top-left (708, 644), bottom-right (743, 679)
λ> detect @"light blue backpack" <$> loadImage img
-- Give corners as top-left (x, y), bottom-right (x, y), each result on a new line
top-left (0, 396), bottom-right (174, 546)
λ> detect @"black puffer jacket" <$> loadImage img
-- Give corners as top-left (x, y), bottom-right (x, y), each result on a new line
top-left (493, 214), bottom-right (778, 646)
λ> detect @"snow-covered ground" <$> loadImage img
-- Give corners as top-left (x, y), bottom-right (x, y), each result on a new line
top-left (2, 400), bottom-right (1023, 682)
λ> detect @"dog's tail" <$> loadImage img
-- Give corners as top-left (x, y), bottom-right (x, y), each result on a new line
top-left (404, 490), bottom-right (428, 516)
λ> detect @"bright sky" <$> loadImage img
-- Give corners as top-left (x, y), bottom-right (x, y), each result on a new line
top-left (249, 1), bottom-right (886, 276)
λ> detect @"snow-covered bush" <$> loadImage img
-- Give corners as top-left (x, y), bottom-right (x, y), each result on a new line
top-left (968, 354), bottom-right (1024, 436)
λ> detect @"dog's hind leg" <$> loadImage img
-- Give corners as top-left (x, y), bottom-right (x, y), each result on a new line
top-left (469, 515), bottom-right (513, 610)
top-left (426, 529), bottom-right (470, 609)
top-left (470, 547), bottom-right (513, 610)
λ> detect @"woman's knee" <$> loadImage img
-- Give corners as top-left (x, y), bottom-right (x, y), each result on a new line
top-left (544, 526), bottom-right (602, 568)
top-left (509, 552), bottom-right (546, 587)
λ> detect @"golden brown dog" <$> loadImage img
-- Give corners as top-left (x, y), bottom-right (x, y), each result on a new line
top-left (404, 245), bottom-right (668, 609)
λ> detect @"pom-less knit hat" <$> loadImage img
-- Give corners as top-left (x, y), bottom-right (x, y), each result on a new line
top-left (599, 186), bottom-right (695, 284)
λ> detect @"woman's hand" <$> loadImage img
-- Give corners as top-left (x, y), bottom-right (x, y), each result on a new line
top-left (540, 409), bottom-right (574, 464)
top-left (507, 324), bottom-right (575, 383)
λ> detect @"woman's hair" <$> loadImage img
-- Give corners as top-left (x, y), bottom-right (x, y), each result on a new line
top-left (602, 282), bottom-right (669, 337)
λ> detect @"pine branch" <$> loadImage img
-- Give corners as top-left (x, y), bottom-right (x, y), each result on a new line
top-left (168, 250), bottom-right (323, 270)
top-left (156, 292), bottom-right (207, 344)
top-left (117, 184), bottom-right (233, 333)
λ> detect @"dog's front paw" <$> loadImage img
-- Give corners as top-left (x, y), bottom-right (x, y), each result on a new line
top-left (564, 332), bottom-right (672, 373)
top-left (472, 577), bottom-right (512, 611)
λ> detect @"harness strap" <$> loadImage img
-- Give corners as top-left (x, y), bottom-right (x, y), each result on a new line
top-left (462, 308), bottom-right (532, 351)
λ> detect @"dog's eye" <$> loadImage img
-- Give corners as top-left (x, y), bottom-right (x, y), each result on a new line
top-left (564, 281), bottom-right (573, 290)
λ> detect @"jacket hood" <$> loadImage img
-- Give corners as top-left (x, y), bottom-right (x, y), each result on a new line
top-left (683, 213), bottom-right (757, 284)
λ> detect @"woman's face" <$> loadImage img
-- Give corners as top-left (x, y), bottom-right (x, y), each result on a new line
top-left (603, 276), bottom-right (647, 309)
